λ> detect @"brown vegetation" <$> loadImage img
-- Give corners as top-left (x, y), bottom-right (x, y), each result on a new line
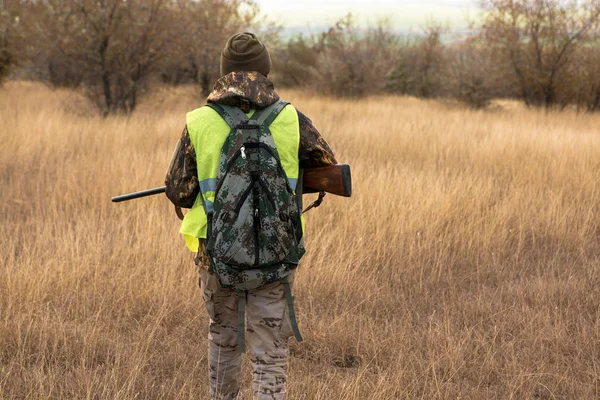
top-left (159, 0), bottom-right (276, 95)
top-left (11, 0), bottom-right (270, 114)
top-left (0, 1), bottom-right (17, 84)
top-left (276, 16), bottom-right (398, 97)
top-left (479, 0), bottom-right (600, 109)
top-left (7, 0), bottom-right (600, 113)
top-left (2, 82), bottom-right (600, 398)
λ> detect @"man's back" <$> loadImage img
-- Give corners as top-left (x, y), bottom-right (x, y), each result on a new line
top-left (165, 70), bottom-right (337, 251)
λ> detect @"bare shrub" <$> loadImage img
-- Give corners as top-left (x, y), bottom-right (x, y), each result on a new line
top-left (12, 0), bottom-right (600, 113)
top-left (272, 34), bottom-right (321, 88)
top-left (0, 30), bottom-right (12, 85)
top-left (446, 38), bottom-right (495, 109)
top-left (304, 15), bottom-right (399, 97)
top-left (480, 0), bottom-right (600, 109)
top-left (387, 22), bottom-right (447, 99)
top-left (564, 46), bottom-right (600, 112)
top-left (18, 0), bottom-right (176, 115)
top-left (0, 0), bottom-right (19, 84)
top-left (159, 0), bottom-right (272, 96)
top-left (17, 1), bottom-right (89, 87)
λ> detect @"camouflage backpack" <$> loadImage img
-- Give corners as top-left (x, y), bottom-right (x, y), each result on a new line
top-left (205, 100), bottom-right (304, 351)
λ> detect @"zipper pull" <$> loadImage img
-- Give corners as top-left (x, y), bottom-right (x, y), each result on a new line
top-left (240, 146), bottom-right (246, 159)
top-left (255, 208), bottom-right (261, 232)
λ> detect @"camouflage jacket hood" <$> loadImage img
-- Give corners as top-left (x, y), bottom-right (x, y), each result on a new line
top-left (207, 71), bottom-right (279, 110)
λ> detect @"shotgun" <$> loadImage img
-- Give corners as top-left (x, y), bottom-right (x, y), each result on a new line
top-left (111, 163), bottom-right (352, 203)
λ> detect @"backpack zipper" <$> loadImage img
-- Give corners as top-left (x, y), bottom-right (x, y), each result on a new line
top-left (258, 178), bottom-right (277, 211)
top-left (243, 143), bottom-right (293, 193)
top-left (253, 182), bottom-right (260, 267)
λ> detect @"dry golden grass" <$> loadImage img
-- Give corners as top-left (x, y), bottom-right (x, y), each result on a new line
top-left (2, 81), bottom-right (600, 399)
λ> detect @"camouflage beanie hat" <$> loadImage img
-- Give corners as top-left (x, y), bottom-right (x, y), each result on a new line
top-left (220, 32), bottom-right (272, 77)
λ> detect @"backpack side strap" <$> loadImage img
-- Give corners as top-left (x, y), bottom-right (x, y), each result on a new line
top-left (206, 102), bottom-right (249, 129)
top-left (282, 275), bottom-right (303, 343)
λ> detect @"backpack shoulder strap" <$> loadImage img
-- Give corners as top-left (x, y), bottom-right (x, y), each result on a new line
top-left (251, 100), bottom-right (290, 127)
top-left (206, 102), bottom-right (249, 129)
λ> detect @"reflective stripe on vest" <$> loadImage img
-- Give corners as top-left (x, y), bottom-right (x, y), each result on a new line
top-left (180, 103), bottom-right (301, 252)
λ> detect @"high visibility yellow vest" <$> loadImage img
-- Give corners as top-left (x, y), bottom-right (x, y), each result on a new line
top-left (180, 103), bottom-right (302, 252)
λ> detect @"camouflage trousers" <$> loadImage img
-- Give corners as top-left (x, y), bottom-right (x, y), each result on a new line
top-left (199, 267), bottom-right (296, 400)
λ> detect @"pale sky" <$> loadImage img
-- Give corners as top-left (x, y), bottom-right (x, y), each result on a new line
top-left (256, 0), bottom-right (478, 31)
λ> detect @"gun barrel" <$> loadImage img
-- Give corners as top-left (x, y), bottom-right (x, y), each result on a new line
top-left (111, 186), bottom-right (166, 203)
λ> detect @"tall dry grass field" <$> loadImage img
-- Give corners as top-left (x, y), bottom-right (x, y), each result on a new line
top-left (2, 81), bottom-right (600, 399)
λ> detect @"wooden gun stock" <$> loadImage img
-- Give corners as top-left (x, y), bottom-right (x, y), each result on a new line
top-left (302, 164), bottom-right (352, 197)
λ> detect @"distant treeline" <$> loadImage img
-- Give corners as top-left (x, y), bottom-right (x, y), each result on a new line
top-left (2, 0), bottom-right (600, 114)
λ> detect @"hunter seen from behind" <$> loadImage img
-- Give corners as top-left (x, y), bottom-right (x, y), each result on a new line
top-left (2, 0), bottom-right (600, 398)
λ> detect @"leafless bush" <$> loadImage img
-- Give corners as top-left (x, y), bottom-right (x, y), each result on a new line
top-left (17, 0), bottom-right (176, 115)
top-left (0, 0), bottom-right (19, 84)
top-left (312, 16), bottom-right (398, 97)
top-left (0, 33), bottom-right (11, 85)
top-left (16, 0), bottom-right (273, 108)
top-left (387, 22), bottom-right (447, 99)
top-left (564, 46), bottom-right (600, 112)
top-left (159, 0), bottom-right (271, 95)
top-left (272, 35), bottom-right (321, 88)
top-left (275, 16), bottom-right (396, 97)
top-left (446, 38), bottom-right (495, 109)
top-left (11, 0), bottom-right (600, 112)
top-left (480, 0), bottom-right (600, 109)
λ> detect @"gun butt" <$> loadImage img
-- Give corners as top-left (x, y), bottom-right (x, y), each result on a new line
top-left (302, 164), bottom-right (352, 197)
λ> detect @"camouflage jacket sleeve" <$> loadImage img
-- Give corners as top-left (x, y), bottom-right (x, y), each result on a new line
top-left (297, 110), bottom-right (337, 168)
top-left (164, 126), bottom-right (200, 209)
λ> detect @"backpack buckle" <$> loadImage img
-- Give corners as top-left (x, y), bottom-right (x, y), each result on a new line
top-left (236, 122), bottom-right (260, 130)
